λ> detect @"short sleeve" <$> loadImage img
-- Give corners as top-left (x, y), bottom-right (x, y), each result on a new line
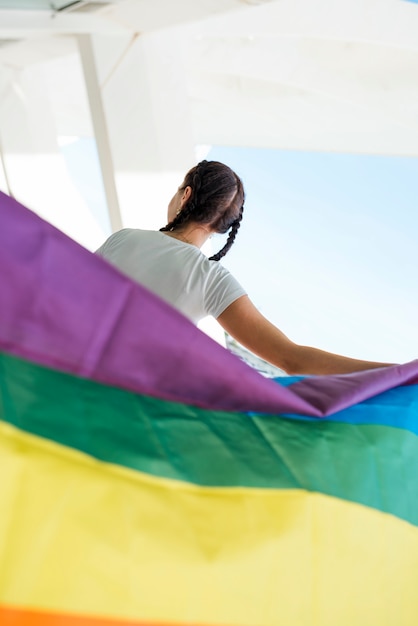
top-left (203, 264), bottom-right (247, 319)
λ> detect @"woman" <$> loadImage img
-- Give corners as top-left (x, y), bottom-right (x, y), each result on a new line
top-left (97, 160), bottom-right (391, 375)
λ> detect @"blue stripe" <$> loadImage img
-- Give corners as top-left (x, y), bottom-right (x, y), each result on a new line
top-left (268, 377), bottom-right (418, 435)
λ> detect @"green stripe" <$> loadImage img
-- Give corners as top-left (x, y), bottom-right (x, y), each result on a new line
top-left (1, 351), bottom-right (417, 526)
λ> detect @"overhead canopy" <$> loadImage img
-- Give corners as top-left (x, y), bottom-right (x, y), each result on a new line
top-left (1, 0), bottom-right (417, 154)
top-left (0, 0), bottom-right (417, 247)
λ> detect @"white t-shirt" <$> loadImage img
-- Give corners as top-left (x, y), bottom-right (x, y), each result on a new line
top-left (96, 229), bottom-right (246, 324)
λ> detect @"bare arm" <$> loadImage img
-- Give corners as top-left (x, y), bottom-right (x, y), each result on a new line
top-left (217, 295), bottom-right (392, 375)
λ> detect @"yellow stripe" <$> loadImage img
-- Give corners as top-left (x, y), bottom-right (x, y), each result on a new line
top-left (1, 420), bottom-right (418, 626)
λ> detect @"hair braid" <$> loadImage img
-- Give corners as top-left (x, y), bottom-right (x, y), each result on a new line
top-left (160, 161), bottom-right (207, 232)
top-left (209, 203), bottom-right (244, 262)
top-left (160, 200), bottom-right (195, 232)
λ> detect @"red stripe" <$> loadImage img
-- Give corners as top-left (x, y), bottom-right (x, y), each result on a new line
top-left (0, 606), bottom-right (199, 626)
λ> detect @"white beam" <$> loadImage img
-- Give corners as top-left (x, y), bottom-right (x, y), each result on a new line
top-left (90, 29), bottom-right (196, 229)
top-left (0, 10), bottom-right (129, 37)
top-left (78, 34), bottom-right (123, 233)
top-left (103, 0), bottom-right (274, 32)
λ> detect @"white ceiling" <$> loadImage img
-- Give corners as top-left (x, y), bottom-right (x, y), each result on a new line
top-left (1, 0), bottom-right (418, 155)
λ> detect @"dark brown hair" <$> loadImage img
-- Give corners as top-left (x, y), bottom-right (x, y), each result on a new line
top-left (160, 160), bottom-right (245, 261)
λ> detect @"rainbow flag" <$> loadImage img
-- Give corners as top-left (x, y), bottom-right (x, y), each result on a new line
top-left (1, 190), bottom-right (418, 626)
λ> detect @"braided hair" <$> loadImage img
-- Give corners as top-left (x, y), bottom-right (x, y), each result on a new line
top-left (160, 160), bottom-right (245, 261)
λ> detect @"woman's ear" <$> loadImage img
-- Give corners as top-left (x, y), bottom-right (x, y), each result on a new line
top-left (180, 186), bottom-right (192, 207)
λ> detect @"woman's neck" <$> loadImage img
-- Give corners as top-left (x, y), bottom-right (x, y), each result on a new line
top-left (165, 223), bottom-right (212, 249)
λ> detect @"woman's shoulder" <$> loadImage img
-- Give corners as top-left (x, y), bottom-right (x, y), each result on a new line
top-left (97, 228), bottom-right (158, 252)
top-left (112, 228), bottom-right (154, 240)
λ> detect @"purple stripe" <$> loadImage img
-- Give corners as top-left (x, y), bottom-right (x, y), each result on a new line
top-left (1, 191), bottom-right (417, 416)
top-left (290, 363), bottom-right (418, 415)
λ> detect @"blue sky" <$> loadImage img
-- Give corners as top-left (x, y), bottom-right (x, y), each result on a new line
top-left (207, 146), bottom-right (418, 363)
top-left (61, 139), bottom-right (418, 364)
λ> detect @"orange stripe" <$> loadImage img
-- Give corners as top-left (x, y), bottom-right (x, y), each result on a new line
top-left (0, 606), bottom-right (202, 626)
